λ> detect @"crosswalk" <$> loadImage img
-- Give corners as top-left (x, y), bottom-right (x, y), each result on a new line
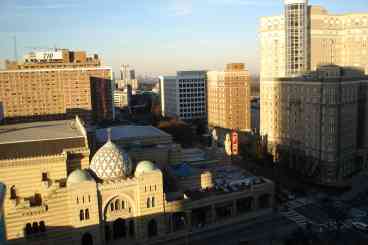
top-left (280, 209), bottom-right (308, 227)
top-left (280, 197), bottom-right (354, 231)
top-left (286, 198), bottom-right (314, 209)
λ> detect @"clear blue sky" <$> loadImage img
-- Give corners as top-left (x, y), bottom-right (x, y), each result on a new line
top-left (0, 0), bottom-right (367, 77)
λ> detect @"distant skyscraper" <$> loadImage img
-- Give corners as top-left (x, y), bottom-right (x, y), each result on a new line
top-left (0, 49), bottom-right (113, 124)
top-left (260, 1), bottom-right (368, 186)
top-left (119, 65), bottom-right (139, 90)
top-left (207, 63), bottom-right (251, 131)
top-left (284, 0), bottom-right (309, 76)
top-left (160, 71), bottom-right (207, 121)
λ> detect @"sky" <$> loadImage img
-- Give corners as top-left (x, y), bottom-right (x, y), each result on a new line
top-left (0, 0), bottom-right (367, 77)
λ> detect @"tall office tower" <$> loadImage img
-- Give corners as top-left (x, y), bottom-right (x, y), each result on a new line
top-left (260, 1), bottom-right (368, 185)
top-left (285, 0), bottom-right (309, 76)
top-left (159, 71), bottom-right (207, 121)
top-left (207, 63), bottom-right (251, 131)
top-left (0, 49), bottom-right (113, 124)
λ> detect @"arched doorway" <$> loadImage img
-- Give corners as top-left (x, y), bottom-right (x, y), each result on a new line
top-left (82, 233), bottom-right (93, 245)
top-left (113, 218), bottom-right (126, 239)
top-left (148, 219), bottom-right (158, 237)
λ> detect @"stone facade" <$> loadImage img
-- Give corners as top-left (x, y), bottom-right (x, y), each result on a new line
top-left (261, 66), bottom-right (368, 186)
top-left (207, 63), bottom-right (251, 132)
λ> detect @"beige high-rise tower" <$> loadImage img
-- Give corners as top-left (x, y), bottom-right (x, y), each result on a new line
top-left (207, 63), bottom-right (251, 132)
top-left (260, 1), bottom-right (368, 186)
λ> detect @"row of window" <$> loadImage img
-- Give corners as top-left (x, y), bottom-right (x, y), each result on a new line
top-left (144, 185), bottom-right (157, 192)
top-left (24, 221), bottom-right (46, 236)
top-left (147, 197), bottom-right (155, 208)
top-left (80, 209), bottom-right (90, 221)
top-left (110, 199), bottom-right (131, 212)
top-left (77, 195), bottom-right (92, 204)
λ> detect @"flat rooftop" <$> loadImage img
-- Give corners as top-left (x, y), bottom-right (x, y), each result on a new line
top-left (96, 125), bottom-right (172, 143)
top-left (0, 119), bottom-right (87, 160)
top-left (0, 119), bottom-right (84, 144)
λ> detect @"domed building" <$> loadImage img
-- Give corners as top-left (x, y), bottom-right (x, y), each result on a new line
top-left (90, 139), bottom-right (134, 180)
top-left (0, 121), bottom-right (274, 245)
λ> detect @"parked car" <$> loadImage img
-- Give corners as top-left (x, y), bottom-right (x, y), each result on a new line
top-left (352, 220), bottom-right (368, 231)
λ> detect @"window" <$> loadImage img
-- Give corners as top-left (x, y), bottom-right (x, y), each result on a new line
top-left (42, 172), bottom-right (48, 181)
top-left (39, 221), bottom-right (46, 232)
top-left (85, 209), bottom-right (90, 220)
top-left (121, 200), bottom-right (125, 209)
top-left (151, 197), bottom-right (155, 207)
top-left (115, 200), bottom-right (120, 210)
top-left (110, 203), bottom-right (114, 211)
top-left (147, 198), bottom-right (151, 208)
top-left (10, 186), bottom-right (16, 199)
top-left (25, 223), bottom-right (32, 236)
top-left (32, 222), bottom-right (39, 233)
top-left (80, 210), bottom-right (85, 221)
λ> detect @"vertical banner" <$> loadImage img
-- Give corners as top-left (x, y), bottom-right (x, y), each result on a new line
top-left (231, 131), bottom-right (238, 155)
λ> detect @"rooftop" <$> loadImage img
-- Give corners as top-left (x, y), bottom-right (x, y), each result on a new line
top-left (0, 119), bottom-right (87, 160)
top-left (95, 125), bottom-right (171, 143)
top-left (0, 119), bottom-right (84, 144)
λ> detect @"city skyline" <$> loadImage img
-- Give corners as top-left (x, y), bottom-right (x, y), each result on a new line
top-left (1, 0), bottom-right (368, 76)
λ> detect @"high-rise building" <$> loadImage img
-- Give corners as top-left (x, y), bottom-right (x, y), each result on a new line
top-left (260, 1), bottom-right (368, 80)
top-left (260, 0), bottom-right (368, 185)
top-left (159, 71), bottom-right (207, 121)
top-left (118, 65), bottom-right (139, 90)
top-left (0, 49), bottom-right (113, 124)
top-left (207, 63), bottom-right (251, 131)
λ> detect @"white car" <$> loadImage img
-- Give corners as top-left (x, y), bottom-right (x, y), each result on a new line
top-left (352, 221), bottom-right (368, 231)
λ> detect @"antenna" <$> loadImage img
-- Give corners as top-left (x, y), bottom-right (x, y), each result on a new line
top-left (13, 35), bottom-right (18, 61)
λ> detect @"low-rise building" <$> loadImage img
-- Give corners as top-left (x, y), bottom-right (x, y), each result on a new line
top-left (0, 119), bottom-right (274, 245)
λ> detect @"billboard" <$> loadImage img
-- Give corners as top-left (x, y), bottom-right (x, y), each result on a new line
top-left (35, 51), bottom-right (63, 60)
top-left (231, 131), bottom-right (238, 155)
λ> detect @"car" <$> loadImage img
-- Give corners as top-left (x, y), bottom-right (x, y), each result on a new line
top-left (352, 221), bottom-right (368, 231)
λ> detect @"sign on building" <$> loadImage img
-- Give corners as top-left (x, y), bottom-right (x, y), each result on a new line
top-left (231, 131), bottom-right (238, 155)
top-left (35, 51), bottom-right (63, 61)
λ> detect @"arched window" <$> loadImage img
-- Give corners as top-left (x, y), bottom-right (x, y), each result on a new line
top-left (32, 222), bottom-right (39, 233)
top-left (146, 198), bottom-right (150, 208)
top-left (88, 195), bottom-right (91, 203)
top-left (151, 197), bottom-right (155, 207)
top-left (121, 200), bottom-right (125, 209)
top-left (77, 197), bottom-right (79, 204)
top-left (110, 202), bottom-right (114, 211)
top-left (129, 220), bottom-right (135, 237)
top-left (85, 209), bottom-right (90, 220)
top-left (39, 221), bottom-right (46, 232)
top-left (115, 200), bottom-right (120, 210)
top-left (148, 219), bottom-right (158, 237)
top-left (10, 185), bottom-right (16, 199)
top-left (82, 233), bottom-right (93, 245)
top-left (25, 223), bottom-right (32, 236)
top-left (80, 210), bottom-right (85, 221)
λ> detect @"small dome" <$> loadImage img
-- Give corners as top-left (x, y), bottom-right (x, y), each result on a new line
top-left (135, 160), bottom-right (157, 177)
top-left (67, 169), bottom-right (94, 186)
top-left (90, 140), bottom-right (133, 180)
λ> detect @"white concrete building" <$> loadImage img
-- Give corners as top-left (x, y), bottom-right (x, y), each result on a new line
top-left (160, 71), bottom-right (207, 121)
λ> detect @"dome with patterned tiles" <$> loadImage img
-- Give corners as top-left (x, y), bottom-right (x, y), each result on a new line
top-left (90, 139), bottom-right (133, 180)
